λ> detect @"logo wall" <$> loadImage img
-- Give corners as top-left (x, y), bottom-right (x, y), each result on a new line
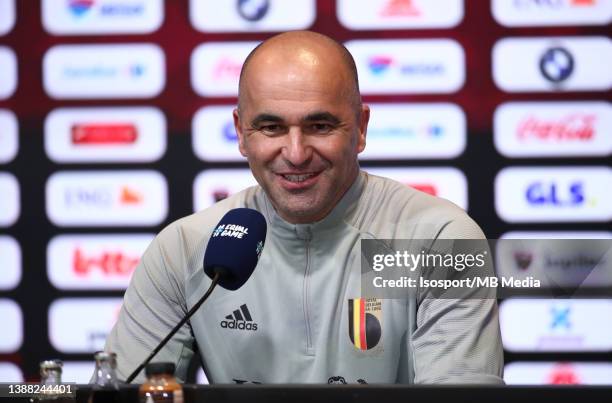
top-left (192, 105), bottom-right (245, 162)
top-left (190, 0), bottom-right (315, 32)
top-left (495, 166), bottom-right (612, 223)
top-left (45, 170), bottom-right (168, 226)
top-left (44, 107), bottom-right (167, 163)
top-left (0, 109), bottom-right (18, 163)
top-left (0, 299), bottom-right (22, 353)
top-left (0, 172), bottom-right (19, 227)
top-left (345, 39), bottom-right (465, 94)
top-left (193, 169), bottom-right (258, 212)
top-left (505, 362), bottom-right (612, 385)
top-left (0, 46), bottom-right (17, 99)
top-left (492, 0), bottom-right (612, 27)
top-left (338, 0), bottom-right (464, 30)
top-left (365, 167), bottom-right (468, 210)
top-left (0, 362), bottom-right (22, 382)
top-left (0, 236), bottom-right (21, 291)
top-left (493, 36), bottom-right (612, 92)
top-left (500, 298), bottom-right (612, 352)
top-left (494, 101), bottom-right (612, 157)
top-left (42, 0), bottom-right (163, 35)
top-left (47, 234), bottom-right (153, 290)
top-left (360, 103), bottom-right (466, 160)
top-left (0, 0), bottom-right (16, 36)
top-left (49, 298), bottom-right (123, 353)
top-left (191, 42), bottom-right (259, 97)
top-left (495, 238), bottom-right (612, 289)
top-left (43, 43), bottom-right (165, 99)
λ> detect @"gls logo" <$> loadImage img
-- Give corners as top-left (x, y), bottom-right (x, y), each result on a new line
top-left (212, 224), bottom-right (249, 239)
top-left (526, 181), bottom-right (584, 206)
top-left (495, 167), bottom-right (611, 222)
top-left (220, 304), bottom-right (258, 331)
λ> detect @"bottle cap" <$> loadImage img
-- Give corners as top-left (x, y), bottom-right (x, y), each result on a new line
top-left (40, 360), bottom-right (63, 370)
top-left (93, 351), bottom-right (117, 367)
top-left (145, 362), bottom-right (176, 377)
top-left (94, 351), bottom-right (117, 361)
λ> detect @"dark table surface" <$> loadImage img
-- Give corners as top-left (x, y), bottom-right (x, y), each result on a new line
top-left (3, 384), bottom-right (611, 403)
top-left (77, 384), bottom-right (612, 403)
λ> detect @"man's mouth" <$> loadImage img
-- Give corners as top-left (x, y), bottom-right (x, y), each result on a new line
top-left (281, 173), bottom-right (317, 183)
top-left (276, 171), bottom-right (322, 190)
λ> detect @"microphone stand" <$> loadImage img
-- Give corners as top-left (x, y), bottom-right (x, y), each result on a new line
top-left (125, 272), bottom-right (221, 383)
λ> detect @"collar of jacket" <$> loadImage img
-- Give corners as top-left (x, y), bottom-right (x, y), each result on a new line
top-left (259, 170), bottom-right (367, 241)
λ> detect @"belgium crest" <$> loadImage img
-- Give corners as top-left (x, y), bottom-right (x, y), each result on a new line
top-left (348, 298), bottom-right (382, 350)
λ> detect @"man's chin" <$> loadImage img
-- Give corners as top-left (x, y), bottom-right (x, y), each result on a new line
top-left (276, 201), bottom-right (327, 224)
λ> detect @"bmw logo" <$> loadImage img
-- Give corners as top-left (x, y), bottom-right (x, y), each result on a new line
top-left (539, 47), bottom-right (574, 84)
top-left (237, 0), bottom-right (270, 22)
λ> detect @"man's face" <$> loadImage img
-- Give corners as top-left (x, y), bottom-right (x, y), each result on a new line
top-left (234, 54), bottom-right (369, 224)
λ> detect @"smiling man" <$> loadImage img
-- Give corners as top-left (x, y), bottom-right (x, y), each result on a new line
top-left (104, 31), bottom-right (503, 384)
top-left (233, 32), bottom-right (369, 225)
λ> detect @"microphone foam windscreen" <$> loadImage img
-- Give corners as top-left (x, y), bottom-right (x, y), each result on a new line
top-left (204, 208), bottom-right (267, 290)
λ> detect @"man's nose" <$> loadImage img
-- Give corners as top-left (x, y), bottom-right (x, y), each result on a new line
top-left (281, 128), bottom-right (312, 167)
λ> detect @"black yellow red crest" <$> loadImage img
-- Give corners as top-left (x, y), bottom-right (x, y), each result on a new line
top-left (348, 298), bottom-right (382, 350)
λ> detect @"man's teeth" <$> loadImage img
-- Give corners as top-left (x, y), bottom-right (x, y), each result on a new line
top-left (282, 173), bottom-right (315, 183)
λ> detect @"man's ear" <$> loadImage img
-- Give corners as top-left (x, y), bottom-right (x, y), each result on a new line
top-left (357, 104), bottom-right (370, 154)
top-left (233, 108), bottom-right (248, 157)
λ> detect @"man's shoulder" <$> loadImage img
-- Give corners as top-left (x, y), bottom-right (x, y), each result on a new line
top-left (358, 172), bottom-right (484, 239)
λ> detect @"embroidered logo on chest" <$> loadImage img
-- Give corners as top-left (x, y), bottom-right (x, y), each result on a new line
top-left (348, 298), bottom-right (382, 350)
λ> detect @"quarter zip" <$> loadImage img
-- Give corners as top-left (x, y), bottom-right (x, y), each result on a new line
top-left (296, 225), bottom-right (314, 355)
top-left (303, 237), bottom-right (313, 354)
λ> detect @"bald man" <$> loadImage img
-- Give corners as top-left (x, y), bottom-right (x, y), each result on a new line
top-left (104, 31), bottom-right (503, 384)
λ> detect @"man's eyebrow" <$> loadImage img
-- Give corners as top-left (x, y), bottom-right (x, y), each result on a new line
top-left (302, 112), bottom-right (341, 124)
top-left (251, 114), bottom-right (284, 126)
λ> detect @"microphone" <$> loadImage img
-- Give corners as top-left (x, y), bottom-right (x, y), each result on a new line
top-left (125, 208), bottom-right (267, 383)
top-left (204, 208), bottom-right (267, 290)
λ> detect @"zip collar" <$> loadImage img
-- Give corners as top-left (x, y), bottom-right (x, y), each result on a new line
top-left (259, 170), bottom-right (366, 241)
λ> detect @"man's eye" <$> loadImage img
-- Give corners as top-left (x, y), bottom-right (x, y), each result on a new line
top-left (259, 124), bottom-right (283, 134)
top-left (309, 123), bottom-right (333, 133)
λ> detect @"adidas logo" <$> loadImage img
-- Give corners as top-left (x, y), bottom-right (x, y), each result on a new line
top-left (220, 304), bottom-right (258, 331)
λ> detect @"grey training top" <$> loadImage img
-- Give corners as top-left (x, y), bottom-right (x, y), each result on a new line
top-left (104, 171), bottom-right (504, 384)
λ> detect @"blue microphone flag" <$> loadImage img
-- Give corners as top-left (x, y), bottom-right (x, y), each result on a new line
top-left (204, 208), bottom-right (267, 290)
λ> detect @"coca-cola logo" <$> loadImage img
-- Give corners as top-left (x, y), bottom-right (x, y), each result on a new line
top-left (73, 248), bottom-right (139, 276)
top-left (517, 114), bottom-right (595, 141)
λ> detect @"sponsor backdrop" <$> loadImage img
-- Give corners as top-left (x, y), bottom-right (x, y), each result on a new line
top-left (0, 0), bottom-right (610, 385)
